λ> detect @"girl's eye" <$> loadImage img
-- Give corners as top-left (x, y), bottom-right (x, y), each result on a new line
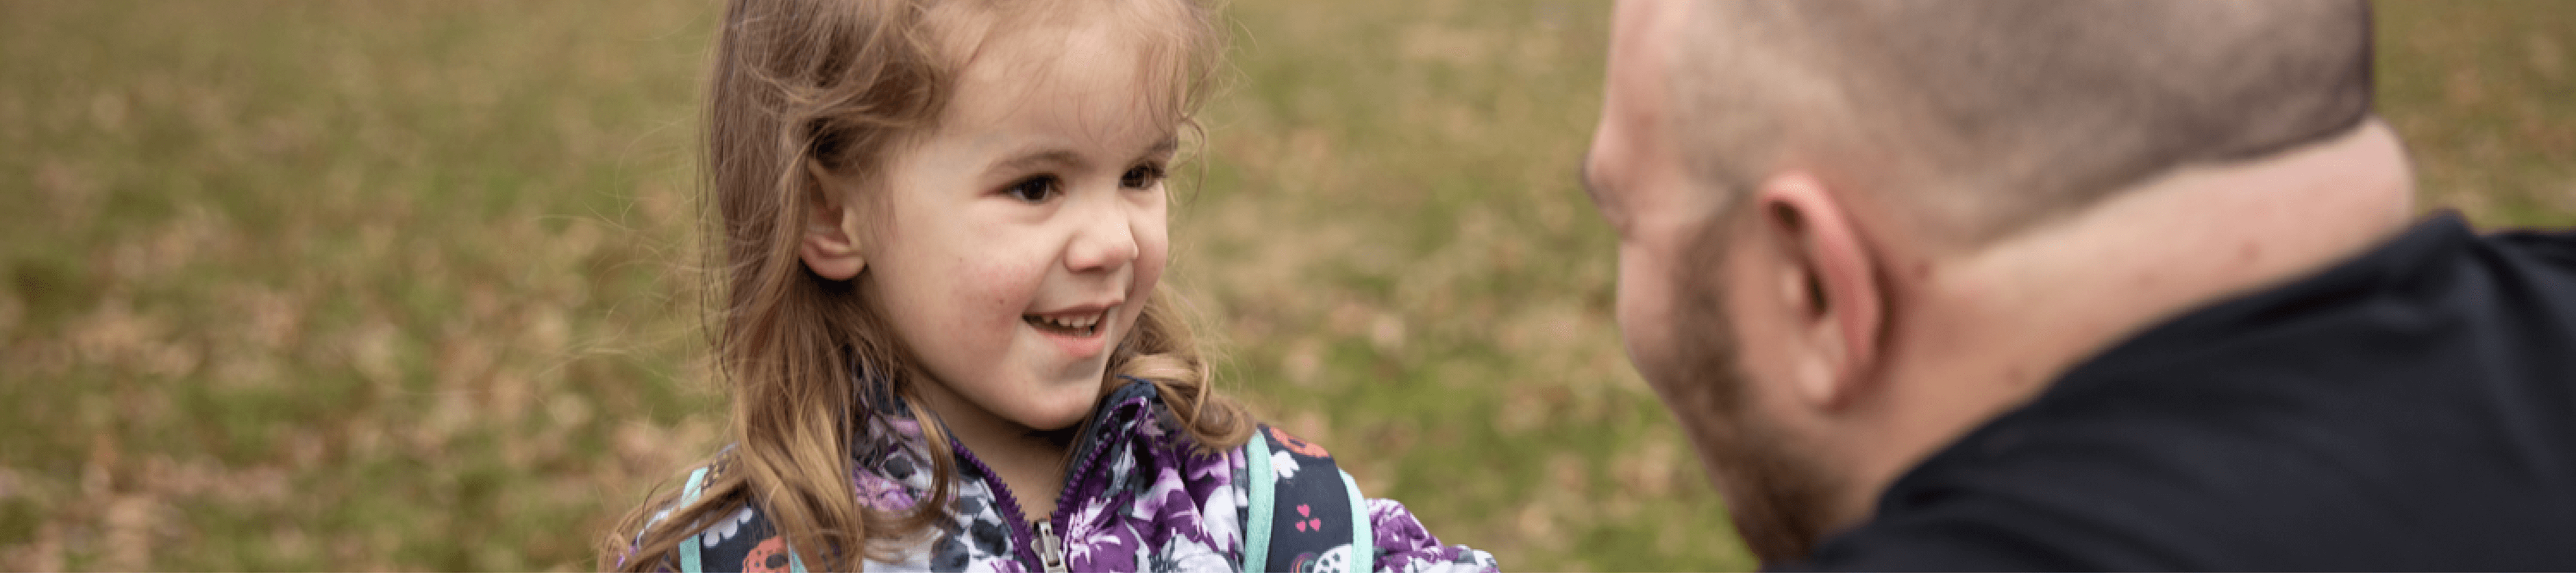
top-left (1119, 164), bottom-right (1166, 190)
top-left (1005, 175), bottom-right (1060, 203)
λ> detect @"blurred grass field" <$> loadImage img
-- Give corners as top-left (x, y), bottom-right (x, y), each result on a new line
top-left (1, 1), bottom-right (2570, 571)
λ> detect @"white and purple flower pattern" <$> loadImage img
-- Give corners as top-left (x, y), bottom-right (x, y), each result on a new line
top-left (644, 380), bottom-right (1498, 572)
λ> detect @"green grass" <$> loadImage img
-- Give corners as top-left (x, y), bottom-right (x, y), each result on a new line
top-left (2378, 1), bottom-right (2576, 228)
top-left (1, 1), bottom-right (2570, 571)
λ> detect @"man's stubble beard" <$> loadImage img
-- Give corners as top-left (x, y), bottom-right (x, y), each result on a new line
top-left (1656, 215), bottom-right (1845, 565)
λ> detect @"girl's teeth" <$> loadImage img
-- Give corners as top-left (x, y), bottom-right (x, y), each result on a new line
top-left (1027, 313), bottom-right (1102, 332)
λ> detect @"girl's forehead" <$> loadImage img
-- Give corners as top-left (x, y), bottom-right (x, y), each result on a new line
top-left (932, 0), bottom-right (1191, 69)
top-left (934, 10), bottom-right (1186, 149)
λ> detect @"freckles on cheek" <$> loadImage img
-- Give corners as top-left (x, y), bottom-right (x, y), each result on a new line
top-left (955, 258), bottom-right (1042, 318)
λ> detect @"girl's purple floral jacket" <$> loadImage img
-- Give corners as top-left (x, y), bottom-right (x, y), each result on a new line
top-left (642, 381), bottom-right (1498, 572)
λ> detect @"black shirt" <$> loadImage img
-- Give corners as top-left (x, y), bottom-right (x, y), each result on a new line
top-left (1793, 212), bottom-right (2576, 571)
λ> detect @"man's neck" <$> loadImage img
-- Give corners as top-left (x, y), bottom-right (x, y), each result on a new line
top-left (1831, 120), bottom-right (2420, 525)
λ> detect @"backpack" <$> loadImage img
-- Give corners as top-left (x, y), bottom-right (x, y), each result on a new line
top-left (1241, 423), bottom-right (1375, 573)
top-left (673, 465), bottom-right (808, 573)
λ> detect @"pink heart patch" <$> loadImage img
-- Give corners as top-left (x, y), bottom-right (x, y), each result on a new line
top-left (1297, 504), bottom-right (1311, 517)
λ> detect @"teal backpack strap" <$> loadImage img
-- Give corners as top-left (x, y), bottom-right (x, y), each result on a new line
top-left (1339, 470), bottom-right (1374, 572)
top-left (1243, 428), bottom-right (1278, 571)
top-left (678, 467), bottom-right (710, 573)
top-left (672, 466), bottom-right (810, 573)
top-left (1243, 424), bottom-right (1374, 573)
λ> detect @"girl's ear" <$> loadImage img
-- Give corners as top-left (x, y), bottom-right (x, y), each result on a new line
top-left (799, 159), bottom-right (868, 280)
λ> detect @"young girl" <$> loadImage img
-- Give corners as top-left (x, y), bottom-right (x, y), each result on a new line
top-left (606, 1), bottom-right (1498, 571)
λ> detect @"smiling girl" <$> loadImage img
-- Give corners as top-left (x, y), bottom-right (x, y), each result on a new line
top-left (604, 1), bottom-right (1495, 572)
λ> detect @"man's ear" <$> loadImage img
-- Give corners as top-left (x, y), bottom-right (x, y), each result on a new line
top-left (1755, 172), bottom-right (1884, 410)
top-left (799, 159), bottom-right (868, 280)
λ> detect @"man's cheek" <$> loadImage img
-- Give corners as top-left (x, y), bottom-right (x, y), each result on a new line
top-left (1615, 258), bottom-right (1681, 382)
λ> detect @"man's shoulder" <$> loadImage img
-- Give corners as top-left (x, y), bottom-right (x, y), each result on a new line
top-left (2487, 223), bottom-right (2576, 263)
top-left (1799, 217), bottom-right (2576, 571)
top-left (2442, 216), bottom-right (2576, 302)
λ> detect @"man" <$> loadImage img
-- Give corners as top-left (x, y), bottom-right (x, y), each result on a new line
top-left (1583, 1), bottom-right (2576, 570)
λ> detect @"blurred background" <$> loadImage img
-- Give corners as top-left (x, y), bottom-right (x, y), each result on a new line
top-left (1, 1), bottom-right (2570, 570)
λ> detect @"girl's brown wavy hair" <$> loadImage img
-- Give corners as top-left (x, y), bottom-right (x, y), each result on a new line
top-left (604, 1), bottom-right (1247, 570)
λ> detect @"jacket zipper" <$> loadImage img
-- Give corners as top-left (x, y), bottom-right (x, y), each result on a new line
top-left (1033, 521), bottom-right (1068, 573)
top-left (948, 445), bottom-right (1052, 570)
top-left (1038, 415), bottom-right (1122, 572)
top-left (942, 389), bottom-right (1150, 572)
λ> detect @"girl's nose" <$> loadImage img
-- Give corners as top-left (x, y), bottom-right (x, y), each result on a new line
top-left (1064, 193), bottom-right (1139, 273)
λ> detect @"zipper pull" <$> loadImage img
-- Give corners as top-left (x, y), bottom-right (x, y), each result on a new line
top-left (1035, 521), bottom-right (1068, 573)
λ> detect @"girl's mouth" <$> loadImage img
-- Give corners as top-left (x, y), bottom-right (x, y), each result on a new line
top-left (1024, 311), bottom-right (1104, 337)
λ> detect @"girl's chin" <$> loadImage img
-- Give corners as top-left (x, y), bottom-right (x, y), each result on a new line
top-left (1009, 404), bottom-right (1097, 433)
top-left (1002, 380), bottom-right (1106, 430)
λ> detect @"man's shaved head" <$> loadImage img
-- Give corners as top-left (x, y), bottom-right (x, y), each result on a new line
top-left (1668, 0), bottom-right (2374, 243)
top-left (1593, 2), bottom-right (2418, 564)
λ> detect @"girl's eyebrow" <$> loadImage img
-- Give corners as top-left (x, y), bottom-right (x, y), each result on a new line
top-left (987, 136), bottom-right (1182, 176)
top-left (989, 149), bottom-right (1086, 176)
top-left (1141, 136), bottom-right (1180, 158)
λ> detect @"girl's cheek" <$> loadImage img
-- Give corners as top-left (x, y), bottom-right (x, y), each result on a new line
top-left (1135, 209), bottom-right (1172, 287)
top-left (963, 260), bottom-right (1041, 315)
